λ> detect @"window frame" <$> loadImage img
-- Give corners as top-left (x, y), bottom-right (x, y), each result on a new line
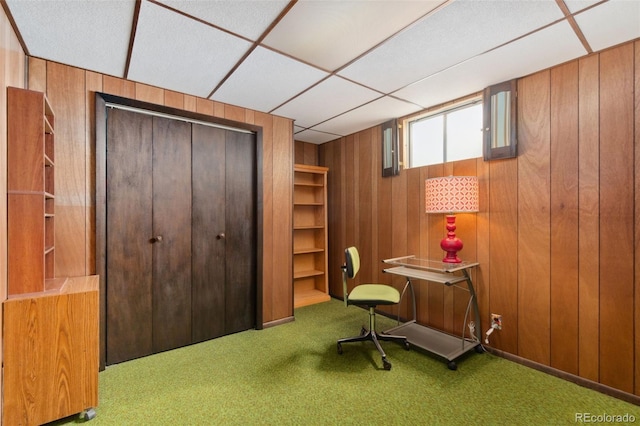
top-left (402, 96), bottom-right (483, 169)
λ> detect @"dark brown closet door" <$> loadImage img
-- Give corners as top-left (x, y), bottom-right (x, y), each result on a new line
top-left (191, 125), bottom-right (256, 341)
top-left (151, 117), bottom-right (192, 352)
top-left (106, 108), bottom-right (153, 365)
top-left (224, 130), bottom-right (256, 334)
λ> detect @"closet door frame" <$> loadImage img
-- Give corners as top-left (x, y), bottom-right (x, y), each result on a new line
top-left (95, 93), bottom-right (264, 370)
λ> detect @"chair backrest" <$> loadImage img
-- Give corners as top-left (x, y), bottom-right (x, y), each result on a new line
top-left (342, 247), bottom-right (361, 307)
top-left (345, 247), bottom-right (360, 279)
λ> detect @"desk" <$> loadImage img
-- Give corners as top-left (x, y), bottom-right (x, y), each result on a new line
top-left (382, 256), bottom-right (482, 370)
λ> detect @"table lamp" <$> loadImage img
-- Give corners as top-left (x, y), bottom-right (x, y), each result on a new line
top-left (425, 176), bottom-right (479, 263)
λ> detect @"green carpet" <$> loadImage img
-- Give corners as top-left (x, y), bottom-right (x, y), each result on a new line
top-left (52, 299), bottom-right (639, 425)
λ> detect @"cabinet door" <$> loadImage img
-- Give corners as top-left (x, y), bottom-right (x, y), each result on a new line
top-left (106, 108), bottom-right (154, 365)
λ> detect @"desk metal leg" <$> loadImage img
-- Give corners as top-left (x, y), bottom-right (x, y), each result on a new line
top-left (397, 278), bottom-right (416, 325)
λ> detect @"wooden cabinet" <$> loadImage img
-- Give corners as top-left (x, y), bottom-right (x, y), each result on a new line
top-left (293, 164), bottom-right (330, 308)
top-left (3, 276), bottom-right (99, 425)
top-left (7, 87), bottom-right (56, 295)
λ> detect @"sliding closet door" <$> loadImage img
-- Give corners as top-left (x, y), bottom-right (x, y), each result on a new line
top-left (106, 108), bottom-right (154, 365)
top-left (151, 117), bottom-right (192, 352)
top-left (191, 125), bottom-right (256, 341)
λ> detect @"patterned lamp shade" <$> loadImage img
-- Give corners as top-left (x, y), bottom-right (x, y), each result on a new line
top-left (425, 176), bottom-right (479, 213)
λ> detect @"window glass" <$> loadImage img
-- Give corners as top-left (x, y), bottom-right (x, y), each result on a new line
top-left (406, 100), bottom-right (482, 168)
top-left (446, 104), bottom-right (482, 162)
top-left (409, 115), bottom-right (443, 167)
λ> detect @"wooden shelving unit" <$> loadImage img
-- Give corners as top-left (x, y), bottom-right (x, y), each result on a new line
top-left (293, 164), bottom-right (330, 308)
top-left (7, 86), bottom-right (56, 295)
top-left (5, 87), bottom-right (99, 424)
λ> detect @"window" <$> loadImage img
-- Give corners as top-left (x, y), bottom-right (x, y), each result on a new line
top-left (404, 99), bottom-right (483, 168)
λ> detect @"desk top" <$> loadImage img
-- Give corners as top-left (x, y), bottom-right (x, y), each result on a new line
top-left (383, 255), bottom-right (479, 273)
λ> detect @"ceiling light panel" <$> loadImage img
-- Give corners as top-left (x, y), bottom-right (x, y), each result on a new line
top-left (262, 0), bottom-right (444, 71)
top-left (272, 76), bottom-right (381, 128)
top-left (5, 0), bottom-right (135, 77)
top-left (155, 0), bottom-right (290, 41)
top-left (394, 21), bottom-right (586, 110)
top-left (312, 96), bottom-right (421, 137)
top-left (128, 1), bottom-right (252, 98)
top-left (573, 0), bottom-right (640, 52)
top-left (212, 46), bottom-right (328, 113)
top-left (339, 0), bottom-right (565, 94)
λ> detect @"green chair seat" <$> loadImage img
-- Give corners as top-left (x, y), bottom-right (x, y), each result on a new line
top-left (348, 284), bottom-right (400, 305)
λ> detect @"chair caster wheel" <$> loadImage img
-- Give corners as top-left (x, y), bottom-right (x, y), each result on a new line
top-left (337, 343), bottom-right (343, 354)
top-left (447, 361), bottom-right (457, 371)
top-left (475, 344), bottom-right (485, 353)
top-left (383, 359), bottom-right (392, 370)
top-left (403, 341), bottom-right (410, 350)
top-left (80, 408), bottom-right (97, 421)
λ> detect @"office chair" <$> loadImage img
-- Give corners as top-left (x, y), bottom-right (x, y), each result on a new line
top-left (337, 246), bottom-right (408, 370)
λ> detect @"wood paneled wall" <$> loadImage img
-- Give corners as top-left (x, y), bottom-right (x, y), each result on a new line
top-left (23, 58), bottom-right (294, 326)
top-left (0, 11), bottom-right (26, 423)
top-left (319, 39), bottom-right (640, 398)
top-left (294, 139), bottom-right (318, 165)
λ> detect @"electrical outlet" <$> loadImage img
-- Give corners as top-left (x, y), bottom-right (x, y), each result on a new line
top-left (491, 314), bottom-right (502, 330)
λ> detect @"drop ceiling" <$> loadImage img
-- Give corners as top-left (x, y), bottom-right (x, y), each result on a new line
top-left (4, 0), bottom-right (639, 144)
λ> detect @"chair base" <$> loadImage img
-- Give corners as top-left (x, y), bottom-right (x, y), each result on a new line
top-left (337, 306), bottom-right (408, 370)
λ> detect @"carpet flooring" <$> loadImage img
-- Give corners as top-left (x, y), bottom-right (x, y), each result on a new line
top-left (51, 298), bottom-right (640, 425)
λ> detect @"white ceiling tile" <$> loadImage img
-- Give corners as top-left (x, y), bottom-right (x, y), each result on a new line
top-left (564, 0), bottom-right (601, 14)
top-left (312, 96), bottom-right (421, 136)
top-left (272, 76), bottom-right (381, 128)
top-left (394, 21), bottom-right (587, 110)
top-left (339, 0), bottom-right (565, 93)
top-left (128, 1), bottom-right (252, 97)
top-left (5, 0), bottom-right (135, 77)
top-left (262, 0), bottom-right (444, 71)
top-left (574, 0), bottom-right (640, 52)
top-left (212, 46), bottom-right (328, 113)
top-left (156, 0), bottom-right (290, 41)
top-left (294, 128), bottom-right (341, 145)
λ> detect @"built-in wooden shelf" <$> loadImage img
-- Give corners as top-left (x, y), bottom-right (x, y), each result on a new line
top-left (293, 164), bottom-right (330, 308)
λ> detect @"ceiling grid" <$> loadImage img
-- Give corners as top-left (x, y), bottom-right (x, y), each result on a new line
top-left (5, 0), bottom-right (639, 144)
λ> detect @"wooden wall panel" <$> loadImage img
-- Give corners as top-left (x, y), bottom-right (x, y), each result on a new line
top-left (577, 53), bottom-right (600, 383)
top-left (1, 18), bottom-right (27, 422)
top-left (316, 31), bottom-right (639, 404)
top-left (452, 159), bottom-right (478, 337)
top-left (475, 158), bottom-right (490, 345)
top-left (254, 112), bottom-right (274, 321)
top-left (598, 43), bottom-right (634, 393)
top-left (271, 116), bottom-right (293, 320)
top-left (549, 61), bottom-right (579, 375)
top-left (46, 63), bottom-right (87, 278)
top-left (85, 71), bottom-right (102, 275)
top-left (517, 70), bottom-right (551, 366)
top-left (635, 40), bottom-right (640, 397)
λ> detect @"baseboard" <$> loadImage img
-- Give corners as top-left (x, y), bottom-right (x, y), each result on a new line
top-left (485, 346), bottom-right (640, 406)
top-left (262, 315), bottom-right (295, 329)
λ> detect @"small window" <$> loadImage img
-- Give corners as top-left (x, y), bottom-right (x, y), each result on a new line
top-left (405, 100), bottom-right (483, 168)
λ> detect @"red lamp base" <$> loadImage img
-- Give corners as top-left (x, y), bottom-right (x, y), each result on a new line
top-left (441, 215), bottom-right (463, 263)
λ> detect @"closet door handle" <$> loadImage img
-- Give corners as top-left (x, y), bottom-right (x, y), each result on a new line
top-left (216, 233), bottom-right (225, 240)
top-left (150, 235), bottom-right (163, 243)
